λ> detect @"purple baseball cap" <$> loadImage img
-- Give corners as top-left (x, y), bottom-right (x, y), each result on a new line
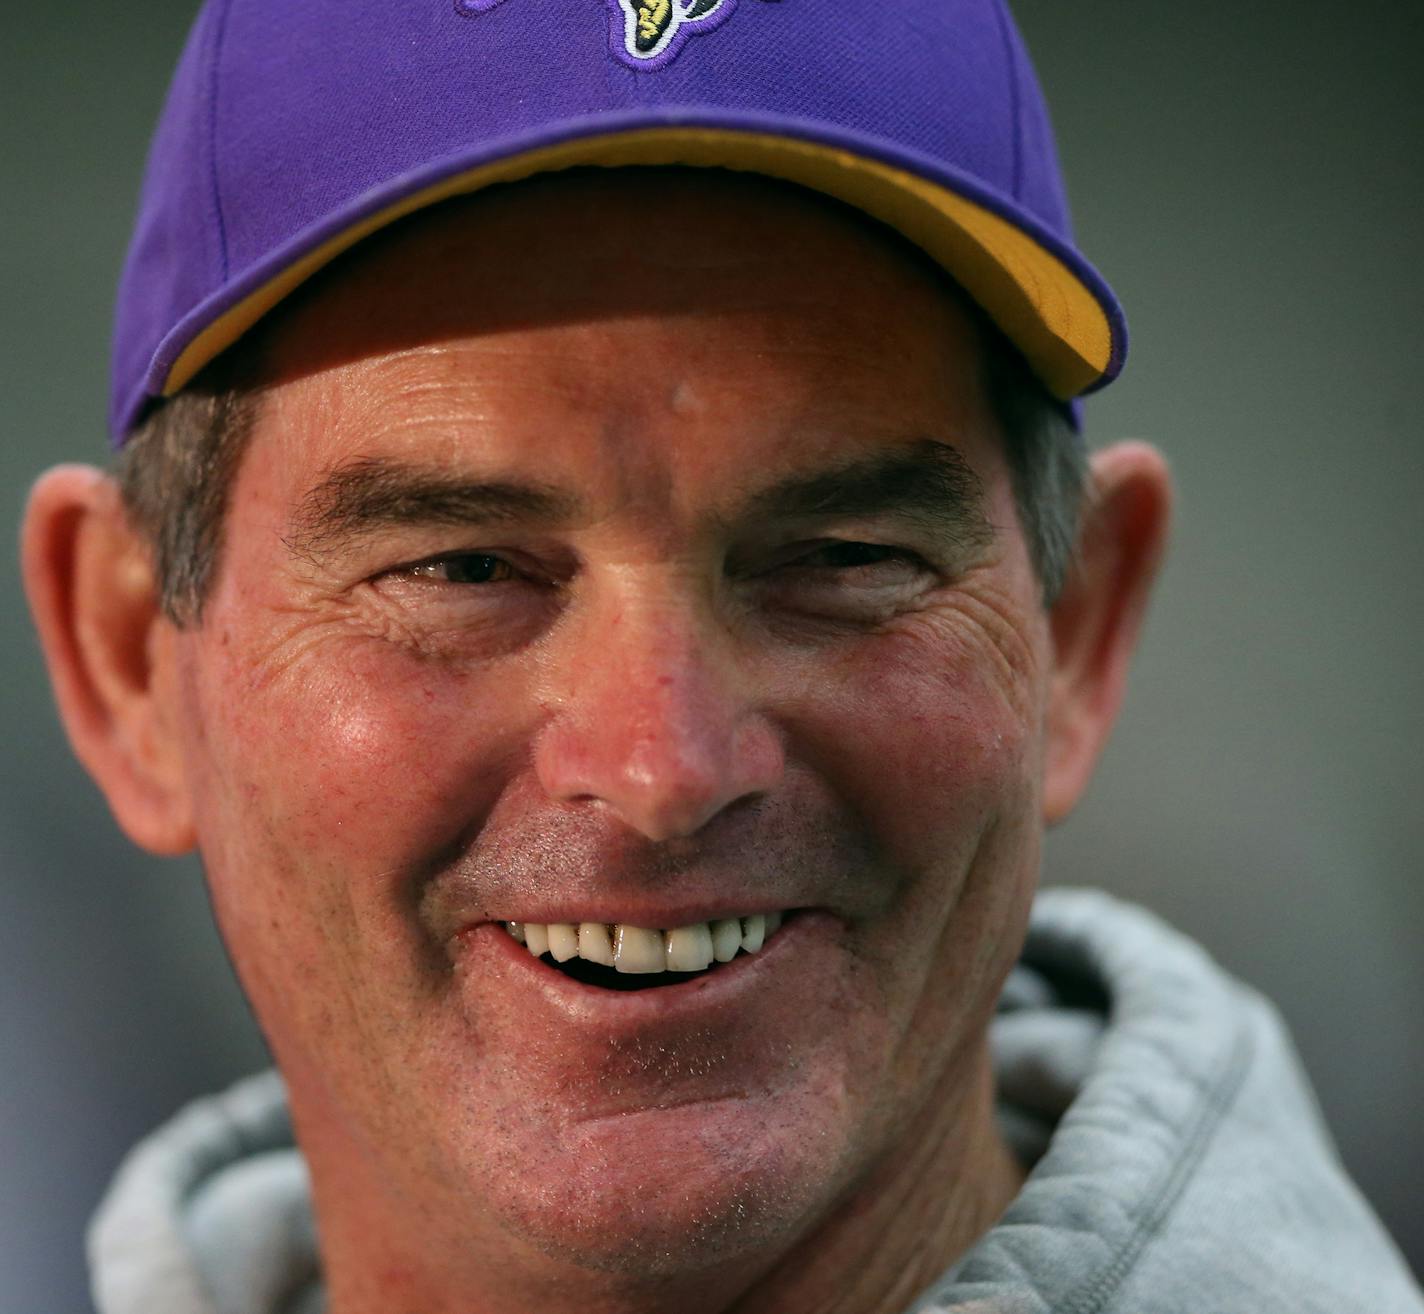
top-left (110, 0), bottom-right (1127, 443)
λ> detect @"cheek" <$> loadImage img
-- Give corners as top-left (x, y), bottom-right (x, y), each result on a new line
top-left (793, 622), bottom-right (1045, 1078)
top-left (805, 625), bottom-right (1043, 873)
top-left (177, 635), bottom-right (534, 944)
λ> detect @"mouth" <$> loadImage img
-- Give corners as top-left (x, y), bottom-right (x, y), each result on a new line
top-left (503, 912), bottom-right (788, 992)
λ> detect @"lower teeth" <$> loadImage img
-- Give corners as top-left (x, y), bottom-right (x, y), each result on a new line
top-left (547, 955), bottom-right (717, 991)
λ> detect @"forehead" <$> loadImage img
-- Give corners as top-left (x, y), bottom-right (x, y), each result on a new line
top-left (240, 168), bottom-right (997, 498)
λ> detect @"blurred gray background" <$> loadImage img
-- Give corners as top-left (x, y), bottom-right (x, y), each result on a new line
top-left (2, 2), bottom-right (1420, 1309)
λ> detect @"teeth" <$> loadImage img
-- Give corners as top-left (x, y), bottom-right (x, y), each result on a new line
top-left (614, 925), bottom-right (665, 974)
top-left (578, 922), bottom-right (616, 967)
top-left (547, 923), bottom-right (579, 962)
top-left (505, 912), bottom-right (790, 977)
top-left (665, 923), bottom-right (715, 972)
top-left (710, 917), bottom-right (742, 963)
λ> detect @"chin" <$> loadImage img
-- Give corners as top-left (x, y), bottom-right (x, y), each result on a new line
top-left (469, 1088), bottom-right (859, 1278)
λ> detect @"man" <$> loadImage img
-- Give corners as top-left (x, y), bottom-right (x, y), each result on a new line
top-left (20, 2), bottom-right (1423, 1312)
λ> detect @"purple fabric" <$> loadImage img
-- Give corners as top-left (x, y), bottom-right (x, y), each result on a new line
top-left (110, 0), bottom-right (1126, 441)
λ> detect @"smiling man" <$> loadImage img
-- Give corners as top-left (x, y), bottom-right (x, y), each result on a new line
top-left (21, 3), bottom-right (1424, 1314)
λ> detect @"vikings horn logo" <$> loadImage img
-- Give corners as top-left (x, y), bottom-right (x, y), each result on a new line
top-left (455, 0), bottom-right (762, 71)
top-left (614, 0), bottom-right (733, 63)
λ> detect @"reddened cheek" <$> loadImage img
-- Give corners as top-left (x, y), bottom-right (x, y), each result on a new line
top-left (183, 632), bottom-right (536, 878)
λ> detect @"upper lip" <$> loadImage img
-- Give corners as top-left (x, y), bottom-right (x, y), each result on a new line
top-left (464, 903), bottom-right (798, 934)
top-left (418, 790), bottom-right (869, 950)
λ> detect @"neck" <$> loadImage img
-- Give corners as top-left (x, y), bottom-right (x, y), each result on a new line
top-left (730, 1040), bottom-right (1023, 1314)
top-left (311, 1038), bottom-right (1023, 1314)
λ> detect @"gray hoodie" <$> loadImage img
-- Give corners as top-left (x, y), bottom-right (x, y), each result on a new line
top-left (88, 888), bottom-right (1424, 1314)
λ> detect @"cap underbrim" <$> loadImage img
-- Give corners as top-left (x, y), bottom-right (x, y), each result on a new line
top-left (152, 122), bottom-right (1124, 414)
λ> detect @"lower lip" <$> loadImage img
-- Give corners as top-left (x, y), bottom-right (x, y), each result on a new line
top-left (456, 913), bottom-right (827, 1025)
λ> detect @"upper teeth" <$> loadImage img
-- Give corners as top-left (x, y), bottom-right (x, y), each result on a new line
top-left (505, 913), bottom-right (785, 974)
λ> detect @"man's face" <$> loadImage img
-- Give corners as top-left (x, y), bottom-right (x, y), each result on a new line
top-left (168, 174), bottom-right (1049, 1278)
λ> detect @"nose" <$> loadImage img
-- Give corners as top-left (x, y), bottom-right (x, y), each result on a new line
top-left (532, 597), bottom-right (784, 842)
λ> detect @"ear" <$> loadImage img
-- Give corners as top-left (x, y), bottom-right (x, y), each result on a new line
top-left (21, 465), bottom-right (196, 854)
top-left (1042, 442), bottom-right (1173, 824)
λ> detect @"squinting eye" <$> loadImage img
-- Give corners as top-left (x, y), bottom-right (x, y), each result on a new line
top-left (795, 542), bottom-right (915, 570)
top-left (409, 553), bottom-right (517, 584)
top-left (752, 539), bottom-right (934, 623)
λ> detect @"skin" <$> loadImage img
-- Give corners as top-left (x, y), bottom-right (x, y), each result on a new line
top-left (22, 172), bottom-right (1171, 1314)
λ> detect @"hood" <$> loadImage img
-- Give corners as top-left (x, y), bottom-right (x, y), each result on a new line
top-left (88, 1069), bottom-right (320, 1314)
top-left (919, 889), bottom-right (1423, 1313)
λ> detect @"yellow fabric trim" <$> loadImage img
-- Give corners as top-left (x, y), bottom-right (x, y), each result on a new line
top-left (165, 128), bottom-right (1113, 401)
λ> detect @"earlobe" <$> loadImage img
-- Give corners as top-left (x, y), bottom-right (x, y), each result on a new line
top-left (1042, 442), bottom-right (1173, 825)
top-left (21, 464), bottom-right (197, 855)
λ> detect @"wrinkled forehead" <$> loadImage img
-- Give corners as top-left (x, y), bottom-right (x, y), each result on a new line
top-left (243, 167), bottom-right (993, 409)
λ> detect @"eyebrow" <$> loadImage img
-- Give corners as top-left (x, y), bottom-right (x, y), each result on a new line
top-left (286, 456), bottom-right (580, 557)
top-left (285, 438), bottom-right (992, 560)
top-left (741, 438), bottom-right (992, 551)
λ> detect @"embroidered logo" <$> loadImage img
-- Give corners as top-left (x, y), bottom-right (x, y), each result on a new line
top-left (455, 0), bottom-right (766, 71)
top-left (613, 0), bottom-right (734, 66)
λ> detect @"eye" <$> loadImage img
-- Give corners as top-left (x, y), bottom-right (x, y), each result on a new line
top-left (768, 540), bottom-right (929, 582)
top-left (359, 546), bottom-right (560, 657)
top-left (406, 553), bottom-right (519, 584)
top-left (748, 539), bottom-right (935, 624)
top-left (791, 541), bottom-right (920, 571)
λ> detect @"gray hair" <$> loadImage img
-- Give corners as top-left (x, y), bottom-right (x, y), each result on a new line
top-left (114, 358), bottom-right (258, 628)
top-left (982, 335), bottom-right (1088, 607)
